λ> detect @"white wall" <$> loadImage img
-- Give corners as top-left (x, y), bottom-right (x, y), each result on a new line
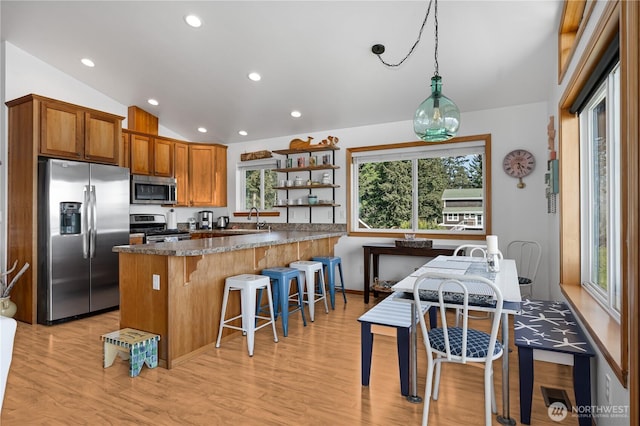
top-left (227, 101), bottom-right (553, 299)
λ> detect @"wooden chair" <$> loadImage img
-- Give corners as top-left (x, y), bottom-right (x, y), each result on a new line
top-left (412, 272), bottom-right (504, 426)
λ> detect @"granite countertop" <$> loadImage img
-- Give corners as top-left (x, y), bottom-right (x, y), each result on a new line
top-left (113, 230), bottom-right (346, 257)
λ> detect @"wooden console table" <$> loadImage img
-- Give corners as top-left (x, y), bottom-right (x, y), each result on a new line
top-left (362, 243), bottom-right (457, 303)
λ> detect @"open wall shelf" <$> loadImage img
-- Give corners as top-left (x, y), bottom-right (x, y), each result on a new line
top-left (273, 146), bottom-right (340, 223)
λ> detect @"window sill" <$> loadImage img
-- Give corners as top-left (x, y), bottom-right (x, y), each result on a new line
top-left (561, 283), bottom-right (626, 386)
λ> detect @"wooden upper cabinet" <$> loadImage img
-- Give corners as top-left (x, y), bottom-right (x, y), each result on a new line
top-left (188, 144), bottom-right (227, 207)
top-left (129, 133), bottom-right (175, 177)
top-left (120, 131), bottom-right (130, 168)
top-left (129, 133), bottom-right (153, 175)
top-left (213, 144), bottom-right (227, 206)
top-left (37, 97), bottom-right (121, 164)
top-left (153, 137), bottom-right (174, 177)
top-left (84, 111), bottom-right (120, 164)
top-left (174, 142), bottom-right (189, 206)
top-left (39, 100), bottom-right (85, 159)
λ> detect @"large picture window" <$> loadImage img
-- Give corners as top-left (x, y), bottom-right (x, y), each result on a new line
top-left (579, 62), bottom-right (621, 319)
top-left (347, 135), bottom-right (490, 237)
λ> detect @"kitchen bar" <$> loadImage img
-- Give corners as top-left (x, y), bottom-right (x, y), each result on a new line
top-left (113, 230), bottom-right (344, 368)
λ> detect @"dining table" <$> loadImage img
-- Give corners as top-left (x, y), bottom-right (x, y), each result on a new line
top-left (391, 254), bottom-right (522, 426)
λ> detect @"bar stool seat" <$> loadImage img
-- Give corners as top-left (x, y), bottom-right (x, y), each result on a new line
top-left (215, 274), bottom-right (278, 356)
top-left (312, 256), bottom-right (347, 309)
top-left (289, 260), bottom-right (329, 322)
top-left (259, 267), bottom-right (307, 336)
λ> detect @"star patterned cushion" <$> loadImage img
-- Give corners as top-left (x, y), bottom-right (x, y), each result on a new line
top-left (428, 327), bottom-right (502, 358)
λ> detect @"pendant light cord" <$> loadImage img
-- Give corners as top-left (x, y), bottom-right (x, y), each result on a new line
top-left (373, 0), bottom-right (438, 76)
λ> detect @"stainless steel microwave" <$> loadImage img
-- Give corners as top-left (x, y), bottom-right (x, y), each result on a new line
top-left (131, 175), bottom-right (177, 205)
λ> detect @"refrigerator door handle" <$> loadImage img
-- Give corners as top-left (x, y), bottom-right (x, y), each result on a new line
top-left (82, 185), bottom-right (90, 259)
top-left (89, 185), bottom-right (97, 258)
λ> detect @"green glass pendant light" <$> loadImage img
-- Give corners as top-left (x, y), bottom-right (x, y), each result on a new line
top-left (372, 0), bottom-right (460, 142)
top-left (413, 75), bottom-right (460, 142)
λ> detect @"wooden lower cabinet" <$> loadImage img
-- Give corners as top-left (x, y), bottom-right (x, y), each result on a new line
top-left (118, 237), bottom-right (338, 368)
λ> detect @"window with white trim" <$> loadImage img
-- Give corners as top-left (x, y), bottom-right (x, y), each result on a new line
top-left (348, 135), bottom-right (489, 236)
top-left (579, 62), bottom-right (621, 319)
top-left (237, 159), bottom-right (278, 211)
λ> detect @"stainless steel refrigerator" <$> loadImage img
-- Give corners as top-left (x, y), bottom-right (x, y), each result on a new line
top-left (37, 158), bottom-right (129, 324)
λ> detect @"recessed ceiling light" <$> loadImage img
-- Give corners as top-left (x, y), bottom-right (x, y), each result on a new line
top-left (291, 110), bottom-right (302, 118)
top-left (147, 99), bottom-right (159, 106)
top-left (248, 72), bottom-right (261, 82)
top-left (197, 127), bottom-right (207, 133)
top-left (81, 58), bottom-right (95, 67)
top-left (238, 130), bottom-right (248, 136)
top-left (185, 15), bottom-right (202, 28)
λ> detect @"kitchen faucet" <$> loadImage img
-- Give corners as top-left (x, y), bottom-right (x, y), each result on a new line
top-left (248, 207), bottom-right (266, 229)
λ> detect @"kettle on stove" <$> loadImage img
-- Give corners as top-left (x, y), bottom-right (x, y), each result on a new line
top-left (216, 216), bottom-right (230, 229)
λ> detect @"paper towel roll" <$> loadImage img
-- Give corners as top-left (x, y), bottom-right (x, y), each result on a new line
top-left (167, 209), bottom-right (178, 230)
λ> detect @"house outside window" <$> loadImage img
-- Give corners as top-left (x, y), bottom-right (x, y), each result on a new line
top-left (237, 159), bottom-right (278, 211)
top-left (579, 62), bottom-right (621, 319)
top-left (348, 135), bottom-right (490, 237)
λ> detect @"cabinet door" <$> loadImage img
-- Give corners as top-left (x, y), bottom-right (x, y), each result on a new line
top-left (174, 142), bottom-right (189, 206)
top-left (39, 100), bottom-right (84, 159)
top-left (130, 134), bottom-right (153, 175)
top-left (188, 144), bottom-right (215, 206)
top-left (84, 111), bottom-right (120, 164)
top-left (120, 131), bottom-right (130, 168)
top-left (212, 145), bottom-right (227, 206)
top-left (153, 137), bottom-right (174, 177)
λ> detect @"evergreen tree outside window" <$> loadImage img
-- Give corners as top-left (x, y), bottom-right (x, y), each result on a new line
top-left (348, 135), bottom-right (490, 237)
top-left (238, 160), bottom-right (278, 211)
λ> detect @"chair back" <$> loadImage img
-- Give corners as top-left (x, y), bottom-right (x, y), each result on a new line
top-left (506, 240), bottom-right (542, 283)
top-left (453, 244), bottom-right (503, 259)
top-left (412, 272), bottom-right (503, 364)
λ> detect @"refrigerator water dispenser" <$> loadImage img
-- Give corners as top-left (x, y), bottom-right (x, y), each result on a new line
top-left (60, 202), bottom-right (82, 235)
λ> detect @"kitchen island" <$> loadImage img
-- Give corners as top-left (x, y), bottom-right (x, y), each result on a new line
top-left (113, 230), bottom-right (344, 368)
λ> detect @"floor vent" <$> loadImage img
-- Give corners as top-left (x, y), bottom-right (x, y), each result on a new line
top-left (541, 386), bottom-right (572, 409)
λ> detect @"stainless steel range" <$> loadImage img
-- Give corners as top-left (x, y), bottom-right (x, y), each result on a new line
top-left (130, 214), bottom-right (191, 243)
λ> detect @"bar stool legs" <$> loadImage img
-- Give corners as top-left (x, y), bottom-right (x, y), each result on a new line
top-left (215, 274), bottom-right (278, 356)
top-left (289, 260), bottom-right (328, 322)
top-left (312, 256), bottom-right (347, 309)
top-left (259, 267), bottom-right (307, 337)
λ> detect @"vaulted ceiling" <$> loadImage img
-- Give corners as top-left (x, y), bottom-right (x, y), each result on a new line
top-left (1, 1), bottom-right (563, 144)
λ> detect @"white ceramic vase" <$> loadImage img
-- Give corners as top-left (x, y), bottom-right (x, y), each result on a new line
top-left (0, 296), bottom-right (17, 318)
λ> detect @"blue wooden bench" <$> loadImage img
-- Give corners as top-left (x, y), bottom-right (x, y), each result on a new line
top-left (358, 295), bottom-right (433, 396)
top-left (514, 299), bottom-right (595, 426)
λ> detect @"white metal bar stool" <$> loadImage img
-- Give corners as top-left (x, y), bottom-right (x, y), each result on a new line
top-left (289, 260), bottom-right (329, 322)
top-left (215, 274), bottom-right (278, 356)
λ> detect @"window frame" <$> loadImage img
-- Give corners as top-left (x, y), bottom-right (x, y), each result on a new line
top-left (578, 63), bottom-right (622, 321)
top-left (236, 158), bottom-right (278, 211)
top-left (558, 0), bottom-right (639, 394)
top-left (346, 134), bottom-right (492, 239)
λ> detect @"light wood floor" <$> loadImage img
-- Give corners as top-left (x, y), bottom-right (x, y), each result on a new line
top-left (2, 293), bottom-right (577, 425)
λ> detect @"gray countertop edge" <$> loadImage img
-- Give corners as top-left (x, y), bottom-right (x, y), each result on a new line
top-left (113, 231), bottom-right (346, 257)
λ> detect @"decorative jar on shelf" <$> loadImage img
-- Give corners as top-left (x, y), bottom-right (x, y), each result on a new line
top-left (321, 173), bottom-right (331, 184)
top-left (308, 195), bottom-right (318, 205)
top-left (0, 297), bottom-right (17, 318)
